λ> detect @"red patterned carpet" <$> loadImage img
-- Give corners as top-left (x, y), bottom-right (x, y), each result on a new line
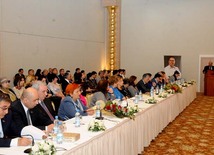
top-left (142, 95), bottom-right (214, 155)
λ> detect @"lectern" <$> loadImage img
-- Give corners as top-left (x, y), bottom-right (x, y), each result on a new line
top-left (204, 70), bottom-right (214, 96)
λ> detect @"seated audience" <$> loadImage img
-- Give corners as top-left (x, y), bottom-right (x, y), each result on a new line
top-left (117, 76), bottom-right (130, 98)
top-left (169, 70), bottom-right (180, 83)
top-left (35, 69), bottom-right (42, 80)
top-left (47, 75), bottom-right (64, 99)
top-left (74, 68), bottom-right (81, 82)
top-left (12, 77), bottom-right (25, 99)
top-left (32, 81), bottom-right (56, 120)
top-left (61, 72), bottom-right (72, 94)
top-left (25, 69), bottom-right (35, 87)
top-left (87, 72), bottom-right (97, 92)
top-left (11, 88), bottom-right (54, 134)
top-left (14, 68), bottom-right (25, 86)
top-left (0, 77), bottom-right (17, 102)
top-left (108, 76), bottom-right (125, 100)
top-left (58, 68), bottom-right (65, 84)
top-left (128, 75), bottom-right (139, 97)
top-left (137, 73), bottom-right (151, 93)
top-left (159, 71), bottom-right (169, 84)
top-left (58, 83), bottom-right (94, 120)
top-left (90, 80), bottom-right (115, 107)
top-left (0, 93), bottom-right (31, 147)
top-left (96, 70), bottom-right (104, 83)
top-left (151, 73), bottom-right (162, 89)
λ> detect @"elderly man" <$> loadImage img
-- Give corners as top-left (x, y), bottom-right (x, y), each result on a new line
top-left (32, 81), bottom-right (56, 121)
top-left (203, 61), bottom-right (214, 74)
top-left (0, 93), bottom-right (31, 147)
top-left (11, 88), bottom-right (53, 134)
top-left (164, 57), bottom-right (181, 78)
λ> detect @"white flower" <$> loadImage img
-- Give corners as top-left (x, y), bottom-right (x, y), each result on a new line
top-left (32, 145), bottom-right (39, 152)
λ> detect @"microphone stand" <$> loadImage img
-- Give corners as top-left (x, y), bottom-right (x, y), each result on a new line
top-left (22, 134), bottom-right (34, 154)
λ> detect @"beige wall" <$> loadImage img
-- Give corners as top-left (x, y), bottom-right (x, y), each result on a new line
top-left (0, 0), bottom-right (105, 81)
top-left (121, 0), bottom-right (214, 91)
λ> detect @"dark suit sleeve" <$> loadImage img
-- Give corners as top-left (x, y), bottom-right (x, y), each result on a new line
top-left (0, 138), bottom-right (11, 147)
top-left (11, 102), bottom-right (28, 135)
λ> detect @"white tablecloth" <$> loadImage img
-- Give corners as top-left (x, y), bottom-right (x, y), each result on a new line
top-left (0, 84), bottom-right (196, 155)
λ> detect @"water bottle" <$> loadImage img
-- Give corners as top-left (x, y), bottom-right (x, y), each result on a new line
top-left (95, 102), bottom-right (101, 119)
top-left (150, 86), bottom-right (154, 98)
top-left (160, 84), bottom-right (163, 93)
top-left (53, 116), bottom-right (59, 134)
top-left (155, 86), bottom-right (159, 95)
top-left (56, 121), bottom-right (64, 144)
top-left (139, 90), bottom-right (142, 100)
top-left (75, 110), bottom-right (80, 127)
top-left (134, 92), bottom-right (139, 104)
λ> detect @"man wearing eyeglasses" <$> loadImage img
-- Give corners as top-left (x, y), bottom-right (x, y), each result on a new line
top-left (0, 93), bottom-right (31, 147)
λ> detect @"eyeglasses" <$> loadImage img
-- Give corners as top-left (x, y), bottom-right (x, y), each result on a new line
top-left (0, 106), bottom-right (10, 111)
top-left (3, 80), bottom-right (10, 83)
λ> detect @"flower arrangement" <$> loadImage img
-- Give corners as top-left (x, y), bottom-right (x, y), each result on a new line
top-left (145, 98), bottom-right (157, 104)
top-left (30, 140), bottom-right (56, 155)
top-left (165, 83), bottom-right (182, 93)
top-left (88, 120), bottom-right (106, 132)
top-left (104, 101), bottom-right (139, 119)
top-left (158, 93), bottom-right (168, 98)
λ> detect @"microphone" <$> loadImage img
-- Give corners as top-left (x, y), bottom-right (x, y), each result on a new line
top-left (22, 134), bottom-right (34, 154)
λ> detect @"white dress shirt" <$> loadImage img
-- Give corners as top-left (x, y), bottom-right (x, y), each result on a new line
top-left (164, 65), bottom-right (181, 78)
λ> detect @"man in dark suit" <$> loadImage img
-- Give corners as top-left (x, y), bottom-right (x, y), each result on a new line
top-left (61, 72), bottom-right (71, 94)
top-left (137, 73), bottom-right (151, 93)
top-left (32, 81), bottom-right (56, 119)
top-left (11, 88), bottom-right (54, 135)
top-left (0, 93), bottom-right (31, 147)
top-left (58, 68), bottom-right (65, 84)
top-left (151, 73), bottom-right (162, 89)
top-left (203, 61), bottom-right (214, 74)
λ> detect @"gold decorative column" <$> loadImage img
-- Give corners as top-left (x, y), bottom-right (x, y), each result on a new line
top-left (102, 0), bottom-right (121, 72)
top-left (108, 6), bottom-right (116, 71)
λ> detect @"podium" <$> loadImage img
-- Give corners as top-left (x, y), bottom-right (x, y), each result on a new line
top-left (204, 70), bottom-right (214, 96)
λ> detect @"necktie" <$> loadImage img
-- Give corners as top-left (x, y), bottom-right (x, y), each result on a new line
top-left (26, 110), bottom-right (32, 125)
top-left (0, 120), bottom-right (4, 138)
top-left (41, 102), bottom-right (54, 122)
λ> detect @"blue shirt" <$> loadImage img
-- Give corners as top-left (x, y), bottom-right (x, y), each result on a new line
top-left (109, 85), bottom-right (124, 99)
top-left (58, 96), bottom-right (88, 121)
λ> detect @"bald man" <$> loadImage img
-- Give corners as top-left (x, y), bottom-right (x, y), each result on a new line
top-left (11, 88), bottom-right (53, 134)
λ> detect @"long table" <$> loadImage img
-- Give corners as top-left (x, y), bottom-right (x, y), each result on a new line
top-left (0, 84), bottom-right (196, 155)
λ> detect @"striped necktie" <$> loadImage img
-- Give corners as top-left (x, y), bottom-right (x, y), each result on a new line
top-left (40, 101), bottom-right (54, 122)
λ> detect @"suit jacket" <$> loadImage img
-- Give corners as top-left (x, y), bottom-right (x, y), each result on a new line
top-left (203, 65), bottom-right (214, 74)
top-left (11, 100), bottom-right (53, 133)
top-left (61, 79), bottom-right (69, 94)
top-left (136, 80), bottom-right (150, 93)
top-left (0, 111), bottom-right (20, 147)
top-left (33, 98), bottom-right (56, 121)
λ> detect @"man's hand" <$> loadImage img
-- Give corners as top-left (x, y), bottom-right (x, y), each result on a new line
top-left (18, 137), bottom-right (32, 146)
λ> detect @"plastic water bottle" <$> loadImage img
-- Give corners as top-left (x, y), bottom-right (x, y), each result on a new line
top-left (134, 92), bottom-right (139, 104)
top-left (150, 86), bottom-right (154, 98)
top-left (56, 121), bottom-right (64, 144)
top-left (160, 84), bottom-right (163, 93)
top-left (155, 86), bottom-right (159, 95)
top-left (95, 102), bottom-right (101, 119)
top-left (139, 90), bottom-right (142, 100)
top-left (53, 116), bottom-right (59, 134)
top-left (75, 110), bottom-right (80, 127)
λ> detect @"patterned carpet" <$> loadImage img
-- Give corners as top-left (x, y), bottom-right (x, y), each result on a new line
top-left (142, 95), bottom-right (214, 155)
